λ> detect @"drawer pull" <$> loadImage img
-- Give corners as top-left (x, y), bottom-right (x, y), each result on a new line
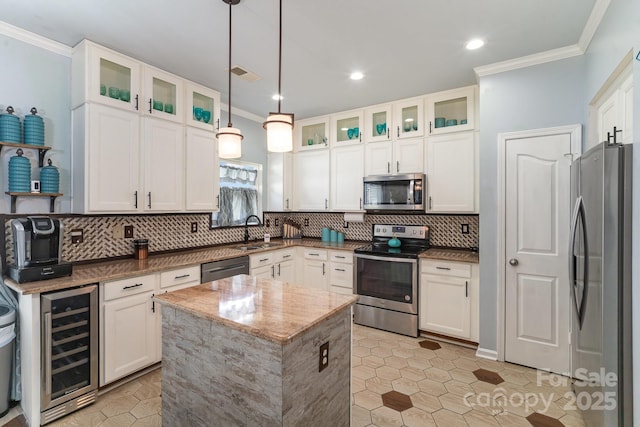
top-left (335, 268), bottom-right (346, 272)
top-left (123, 283), bottom-right (143, 290)
top-left (335, 255), bottom-right (346, 259)
top-left (174, 274), bottom-right (190, 279)
top-left (282, 254), bottom-right (292, 259)
top-left (436, 267), bottom-right (451, 271)
top-left (259, 258), bottom-right (270, 262)
top-left (465, 280), bottom-right (469, 298)
top-left (308, 253), bottom-right (320, 256)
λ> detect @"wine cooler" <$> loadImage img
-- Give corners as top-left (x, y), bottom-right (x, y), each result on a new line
top-left (40, 285), bottom-right (98, 424)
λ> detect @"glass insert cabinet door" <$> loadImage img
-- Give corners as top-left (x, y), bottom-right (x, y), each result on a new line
top-left (393, 97), bottom-right (424, 139)
top-left (426, 86), bottom-right (475, 135)
top-left (364, 104), bottom-right (392, 142)
top-left (88, 44), bottom-right (142, 112)
top-left (296, 116), bottom-right (329, 151)
top-left (144, 66), bottom-right (183, 123)
top-left (186, 82), bottom-right (221, 131)
top-left (331, 110), bottom-right (364, 145)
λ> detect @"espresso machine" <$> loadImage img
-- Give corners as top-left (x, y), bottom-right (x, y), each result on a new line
top-left (6, 216), bottom-right (72, 283)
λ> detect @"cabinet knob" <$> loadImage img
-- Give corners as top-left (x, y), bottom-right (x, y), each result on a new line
top-left (509, 258), bottom-right (519, 266)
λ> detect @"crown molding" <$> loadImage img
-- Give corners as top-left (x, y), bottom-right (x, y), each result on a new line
top-left (474, 45), bottom-right (583, 78)
top-left (578, 0), bottom-right (611, 52)
top-left (474, 0), bottom-right (611, 78)
top-left (220, 103), bottom-right (266, 124)
top-left (0, 20), bottom-right (72, 57)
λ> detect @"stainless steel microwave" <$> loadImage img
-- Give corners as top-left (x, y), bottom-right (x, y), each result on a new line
top-left (363, 173), bottom-right (425, 211)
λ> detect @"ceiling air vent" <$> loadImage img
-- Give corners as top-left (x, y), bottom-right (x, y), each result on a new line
top-left (228, 65), bottom-right (261, 82)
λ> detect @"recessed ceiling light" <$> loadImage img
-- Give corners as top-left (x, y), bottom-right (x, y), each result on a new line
top-left (350, 71), bottom-right (364, 80)
top-left (465, 39), bottom-right (484, 50)
top-left (272, 94), bottom-right (283, 101)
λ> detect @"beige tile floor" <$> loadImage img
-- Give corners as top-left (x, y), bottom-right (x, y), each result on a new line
top-left (1, 324), bottom-right (586, 427)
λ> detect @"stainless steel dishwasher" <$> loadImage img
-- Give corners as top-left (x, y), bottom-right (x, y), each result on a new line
top-left (201, 256), bottom-right (250, 282)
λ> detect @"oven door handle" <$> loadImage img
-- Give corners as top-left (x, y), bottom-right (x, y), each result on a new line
top-left (354, 253), bottom-right (418, 264)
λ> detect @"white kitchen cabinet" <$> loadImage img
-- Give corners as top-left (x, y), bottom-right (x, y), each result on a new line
top-left (365, 138), bottom-right (424, 176)
top-left (364, 103), bottom-right (392, 143)
top-left (331, 109), bottom-right (364, 146)
top-left (185, 127), bottom-right (219, 211)
top-left (301, 248), bottom-right (328, 291)
top-left (329, 251), bottom-right (354, 295)
top-left (101, 274), bottom-right (158, 385)
top-left (143, 65), bottom-right (184, 124)
top-left (331, 145), bottom-right (364, 211)
top-left (267, 152), bottom-right (293, 211)
top-left (185, 82), bottom-right (220, 131)
top-left (142, 117), bottom-right (184, 211)
top-left (295, 116), bottom-right (330, 151)
top-left (596, 73), bottom-right (633, 145)
top-left (249, 249), bottom-right (296, 283)
top-left (393, 97), bottom-right (424, 139)
top-left (72, 40), bottom-right (142, 112)
top-left (419, 259), bottom-right (479, 342)
top-left (426, 132), bottom-right (476, 213)
top-left (293, 149), bottom-right (330, 211)
top-left (425, 85), bottom-right (476, 135)
top-left (72, 103), bottom-right (140, 213)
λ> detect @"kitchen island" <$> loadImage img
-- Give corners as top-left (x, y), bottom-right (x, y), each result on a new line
top-left (154, 274), bottom-right (358, 427)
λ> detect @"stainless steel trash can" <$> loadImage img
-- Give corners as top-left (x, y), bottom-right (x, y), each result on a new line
top-left (0, 305), bottom-right (16, 417)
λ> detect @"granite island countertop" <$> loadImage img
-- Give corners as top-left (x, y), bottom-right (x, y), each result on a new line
top-left (154, 274), bottom-right (358, 344)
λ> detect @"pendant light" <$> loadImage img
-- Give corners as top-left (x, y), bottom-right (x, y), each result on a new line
top-left (263, 0), bottom-right (294, 152)
top-left (217, 0), bottom-right (243, 159)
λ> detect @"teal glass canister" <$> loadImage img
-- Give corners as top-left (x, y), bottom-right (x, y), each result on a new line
top-left (23, 107), bottom-right (45, 146)
top-left (0, 106), bottom-right (22, 144)
top-left (40, 159), bottom-right (60, 193)
top-left (8, 148), bottom-right (31, 192)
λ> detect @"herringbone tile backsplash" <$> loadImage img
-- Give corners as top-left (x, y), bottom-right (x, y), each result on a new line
top-left (3, 212), bottom-right (478, 264)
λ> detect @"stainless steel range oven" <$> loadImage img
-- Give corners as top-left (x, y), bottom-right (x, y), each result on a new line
top-left (354, 224), bottom-right (430, 337)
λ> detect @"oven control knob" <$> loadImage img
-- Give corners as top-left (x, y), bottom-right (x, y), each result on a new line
top-left (404, 295), bottom-right (411, 302)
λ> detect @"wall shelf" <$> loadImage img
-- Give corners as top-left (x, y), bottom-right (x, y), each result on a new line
top-left (5, 192), bottom-right (62, 213)
top-left (0, 141), bottom-right (52, 167)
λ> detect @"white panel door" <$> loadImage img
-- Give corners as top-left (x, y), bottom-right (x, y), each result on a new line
top-left (420, 274), bottom-right (471, 339)
top-left (331, 145), bottom-right (364, 211)
top-left (143, 117), bottom-right (184, 211)
top-left (394, 138), bottom-right (424, 174)
top-left (185, 127), bottom-right (218, 211)
top-left (88, 104), bottom-right (140, 212)
top-left (303, 260), bottom-right (327, 291)
top-left (504, 133), bottom-right (571, 374)
top-left (597, 92), bottom-right (617, 144)
top-left (276, 260), bottom-right (295, 284)
top-left (364, 142), bottom-right (393, 175)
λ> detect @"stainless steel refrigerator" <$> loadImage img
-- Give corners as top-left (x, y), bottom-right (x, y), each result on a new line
top-left (569, 141), bottom-right (633, 427)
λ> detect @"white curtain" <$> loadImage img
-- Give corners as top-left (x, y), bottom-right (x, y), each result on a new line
top-left (215, 164), bottom-right (259, 227)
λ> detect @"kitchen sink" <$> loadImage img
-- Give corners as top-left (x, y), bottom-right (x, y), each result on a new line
top-left (232, 242), bottom-right (284, 251)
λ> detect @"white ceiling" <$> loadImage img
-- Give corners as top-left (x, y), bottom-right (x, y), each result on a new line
top-left (0, 0), bottom-right (598, 120)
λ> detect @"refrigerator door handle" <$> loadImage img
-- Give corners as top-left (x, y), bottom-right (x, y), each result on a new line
top-left (569, 196), bottom-right (589, 329)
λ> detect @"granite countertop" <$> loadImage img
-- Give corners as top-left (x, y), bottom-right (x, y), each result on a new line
top-left (4, 239), bottom-right (478, 295)
top-left (154, 274), bottom-right (358, 344)
top-left (419, 247), bottom-right (479, 264)
top-left (3, 239), bottom-right (365, 295)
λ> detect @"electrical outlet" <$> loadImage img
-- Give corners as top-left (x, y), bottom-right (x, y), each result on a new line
top-left (275, 218), bottom-right (280, 227)
top-left (461, 224), bottom-right (469, 234)
top-left (343, 221), bottom-right (349, 228)
top-left (124, 225), bottom-right (134, 238)
top-left (304, 218), bottom-right (309, 226)
top-left (319, 341), bottom-right (329, 372)
top-left (191, 222), bottom-right (198, 233)
top-left (71, 229), bottom-right (83, 244)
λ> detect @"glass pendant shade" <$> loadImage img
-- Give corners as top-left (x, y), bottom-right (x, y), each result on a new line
top-left (216, 126), bottom-right (243, 159)
top-left (265, 113), bottom-right (293, 152)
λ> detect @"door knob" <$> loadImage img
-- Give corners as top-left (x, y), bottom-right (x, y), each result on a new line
top-left (509, 258), bottom-right (519, 266)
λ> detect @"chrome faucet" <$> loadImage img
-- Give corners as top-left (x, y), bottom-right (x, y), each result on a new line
top-left (244, 215), bottom-right (262, 244)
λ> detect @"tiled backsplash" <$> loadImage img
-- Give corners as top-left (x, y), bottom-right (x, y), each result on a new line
top-left (3, 212), bottom-right (478, 264)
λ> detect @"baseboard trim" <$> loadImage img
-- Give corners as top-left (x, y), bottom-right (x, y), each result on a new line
top-left (475, 347), bottom-right (498, 361)
top-left (419, 330), bottom-right (478, 349)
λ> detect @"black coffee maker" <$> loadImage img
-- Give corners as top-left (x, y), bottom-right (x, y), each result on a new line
top-left (7, 216), bottom-right (72, 283)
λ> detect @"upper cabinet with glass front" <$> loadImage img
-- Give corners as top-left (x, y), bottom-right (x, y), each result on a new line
top-left (393, 97), bottom-right (424, 139)
top-left (330, 109), bottom-right (364, 146)
top-left (185, 82), bottom-right (221, 131)
top-left (143, 66), bottom-right (184, 124)
top-left (72, 40), bottom-right (142, 112)
top-left (295, 116), bottom-right (330, 151)
top-left (364, 104), bottom-right (392, 143)
top-left (425, 86), bottom-right (476, 135)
